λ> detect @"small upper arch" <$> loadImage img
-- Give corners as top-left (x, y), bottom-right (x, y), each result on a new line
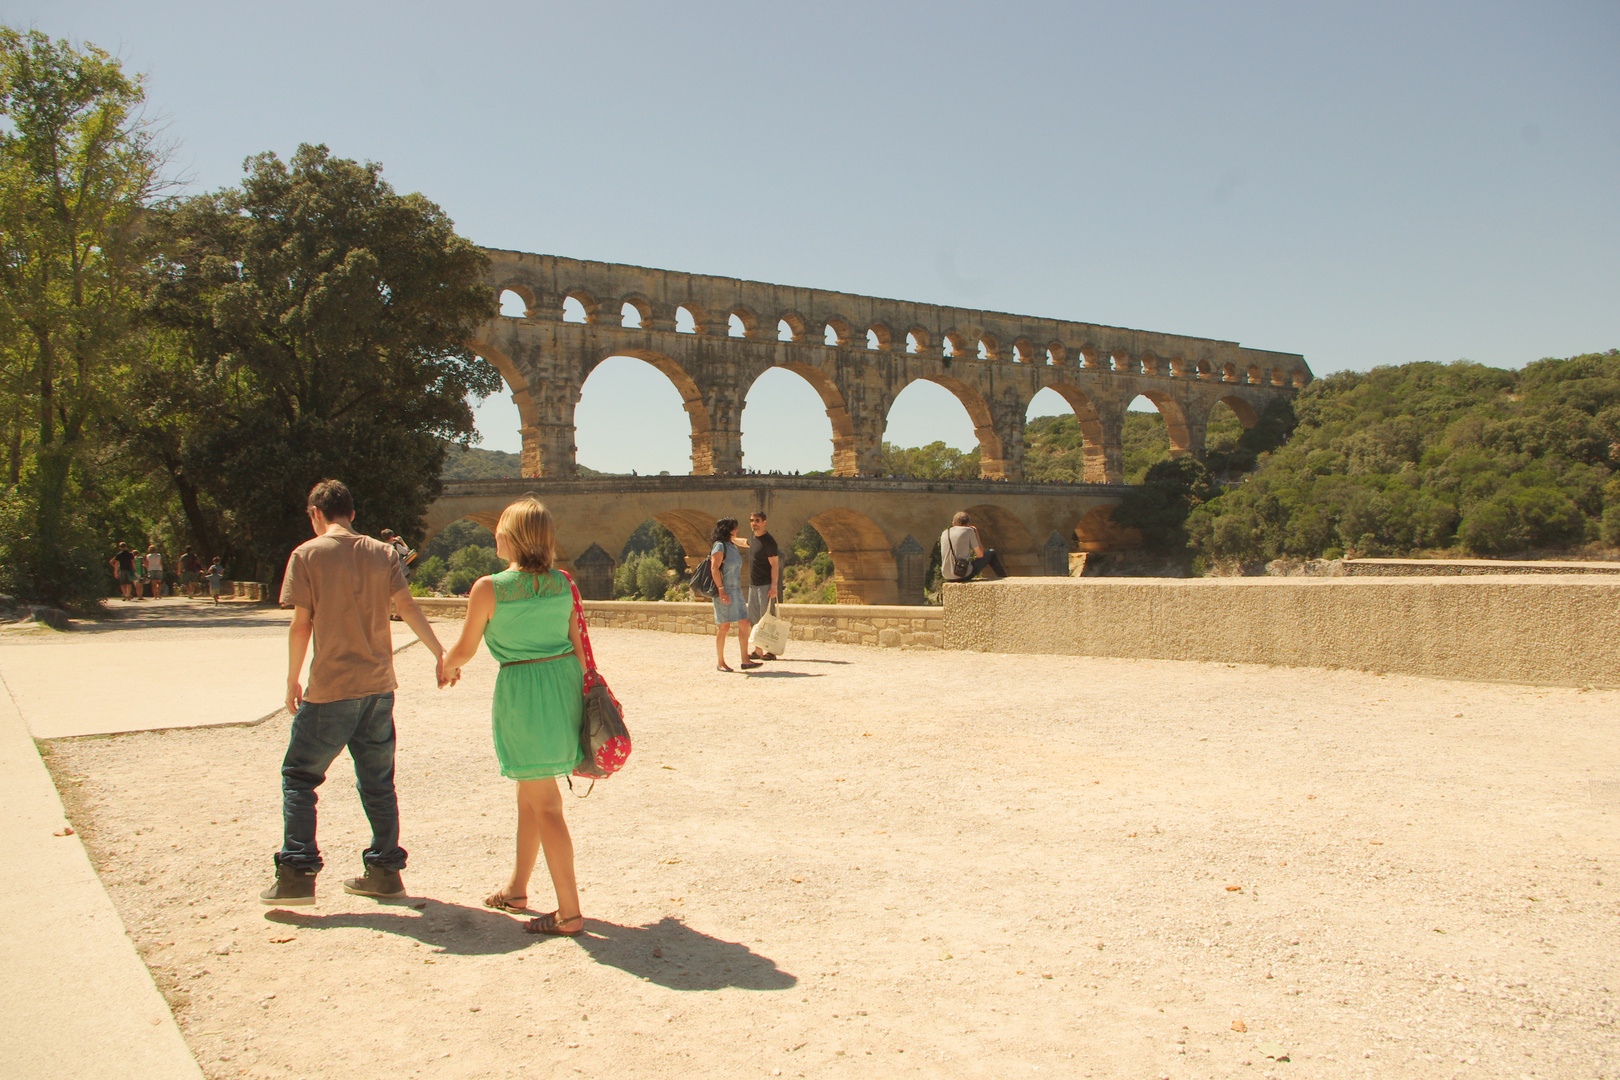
top-left (498, 283), bottom-right (536, 318)
top-left (823, 316), bottom-right (854, 347)
top-left (1079, 345), bottom-right (1106, 370)
top-left (728, 306), bottom-right (759, 339)
top-left (619, 293), bottom-right (652, 328)
top-left (1045, 341), bottom-right (1067, 366)
top-left (1222, 362), bottom-right (1239, 383)
top-left (561, 288), bottom-right (598, 324)
top-left (1292, 368), bottom-right (1308, 389)
top-left (866, 323), bottom-right (894, 351)
top-left (1012, 338), bottom-right (1038, 364)
top-left (905, 326), bottom-right (931, 354)
top-left (675, 304), bottom-right (703, 334)
top-left (941, 329), bottom-right (968, 358)
top-left (1139, 351), bottom-right (1160, 377)
top-left (976, 333), bottom-right (1000, 361)
top-left (777, 311), bottom-right (808, 342)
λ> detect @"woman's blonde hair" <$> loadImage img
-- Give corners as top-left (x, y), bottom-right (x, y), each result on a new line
top-left (495, 498), bottom-right (556, 573)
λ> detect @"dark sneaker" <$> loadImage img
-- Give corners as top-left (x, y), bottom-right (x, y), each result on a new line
top-left (343, 864), bottom-right (406, 899)
top-left (259, 862), bottom-right (316, 906)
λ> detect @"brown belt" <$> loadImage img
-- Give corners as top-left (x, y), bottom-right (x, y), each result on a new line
top-left (500, 652), bottom-right (575, 669)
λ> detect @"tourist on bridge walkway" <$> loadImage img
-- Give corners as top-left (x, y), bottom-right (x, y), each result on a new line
top-left (709, 517), bottom-right (758, 671)
top-left (439, 497), bottom-right (589, 936)
top-left (940, 510), bottom-right (1008, 583)
top-left (260, 479), bottom-right (449, 908)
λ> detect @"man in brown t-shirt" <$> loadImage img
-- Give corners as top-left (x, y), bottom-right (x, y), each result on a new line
top-left (260, 479), bottom-right (448, 907)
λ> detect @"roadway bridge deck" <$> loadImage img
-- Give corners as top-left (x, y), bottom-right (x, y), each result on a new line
top-left (430, 475), bottom-right (1133, 604)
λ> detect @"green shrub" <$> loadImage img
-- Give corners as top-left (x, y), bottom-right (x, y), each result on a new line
top-left (413, 554), bottom-right (446, 589)
top-left (811, 551), bottom-right (834, 577)
top-left (1604, 506), bottom-right (1620, 547)
top-left (449, 544), bottom-right (503, 575)
top-left (442, 568), bottom-right (480, 595)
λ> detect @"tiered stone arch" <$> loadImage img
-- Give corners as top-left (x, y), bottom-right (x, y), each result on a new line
top-left (474, 250), bottom-right (1309, 483)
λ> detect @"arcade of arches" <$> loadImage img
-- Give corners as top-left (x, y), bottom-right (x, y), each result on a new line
top-left (440, 250), bottom-right (1310, 603)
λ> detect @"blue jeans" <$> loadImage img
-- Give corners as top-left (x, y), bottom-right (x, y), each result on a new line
top-left (964, 549), bottom-right (1009, 581)
top-left (277, 692), bottom-right (407, 873)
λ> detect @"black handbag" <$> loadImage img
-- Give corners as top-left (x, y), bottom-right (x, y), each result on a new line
top-left (689, 556), bottom-right (717, 598)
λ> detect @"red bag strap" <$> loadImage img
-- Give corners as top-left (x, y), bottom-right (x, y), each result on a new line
top-left (559, 570), bottom-right (598, 676)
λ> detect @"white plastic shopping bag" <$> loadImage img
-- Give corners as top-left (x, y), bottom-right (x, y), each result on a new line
top-left (749, 600), bottom-right (790, 657)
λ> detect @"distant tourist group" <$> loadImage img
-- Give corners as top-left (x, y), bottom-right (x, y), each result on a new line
top-left (256, 477), bottom-right (1006, 932)
top-left (108, 542), bottom-right (225, 602)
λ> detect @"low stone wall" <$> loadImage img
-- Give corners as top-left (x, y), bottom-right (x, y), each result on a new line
top-left (1342, 557), bottom-right (1620, 576)
top-left (226, 581), bottom-right (268, 601)
top-left (411, 597), bottom-right (943, 649)
top-left (942, 576), bottom-right (1620, 687)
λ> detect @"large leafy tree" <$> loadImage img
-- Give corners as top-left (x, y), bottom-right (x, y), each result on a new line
top-left (144, 145), bottom-right (500, 582)
top-left (0, 29), bottom-right (165, 602)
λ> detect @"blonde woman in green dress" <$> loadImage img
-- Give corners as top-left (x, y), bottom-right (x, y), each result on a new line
top-left (440, 498), bottom-right (587, 935)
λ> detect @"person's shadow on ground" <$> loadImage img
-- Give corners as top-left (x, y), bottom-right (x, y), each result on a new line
top-left (572, 915), bottom-right (796, 991)
top-left (265, 904), bottom-right (796, 990)
top-left (264, 898), bottom-right (527, 956)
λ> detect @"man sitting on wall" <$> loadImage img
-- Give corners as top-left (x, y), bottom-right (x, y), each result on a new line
top-left (939, 510), bottom-right (1008, 583)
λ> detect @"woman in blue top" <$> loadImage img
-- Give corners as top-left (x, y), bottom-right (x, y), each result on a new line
top-left (709, 517), bottom-right (759, 672)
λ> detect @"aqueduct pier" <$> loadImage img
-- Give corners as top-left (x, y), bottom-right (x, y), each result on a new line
top-left (438, 250), bottom-right (1310, 603)
top-left (429, 475), bottom-right (1134, 605)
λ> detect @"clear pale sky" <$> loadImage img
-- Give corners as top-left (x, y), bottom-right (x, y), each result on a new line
top-left (14, 1), bottom-right (1618, 474)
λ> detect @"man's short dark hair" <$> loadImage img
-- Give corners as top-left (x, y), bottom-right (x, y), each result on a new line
top-left (749, 510), bottom-right (767, 521)
top-left (307, 479), bottom-right (355, 520)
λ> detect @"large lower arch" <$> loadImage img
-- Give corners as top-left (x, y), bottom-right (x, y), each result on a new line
top-left (1132, 392), bottom-right (1195, 458)
top-left (762, 362), bottom-right (858, 475)
top-left (1040, 382), bottom-right (1112, 483)
top-left (885, 375), bottom-right (1005, 478)
top-left (1073, 505), bottom-right (1139, 552)
top-left (1212, 394), bottom-right (1260, 429)
top-left (468, 339), bottom-right (542, 476)
top-left (650, 509), bottom-right (721, 571)
top-left (962, 504), bottom-right (1041, 576)
top-left (804, 507), bottom-right (899, 605)
top-left (583, 349), bottom-right (716, 474)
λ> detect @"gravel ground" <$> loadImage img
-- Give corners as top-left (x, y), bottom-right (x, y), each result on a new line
top-left (44, 625), bottom-right (1620, 1080)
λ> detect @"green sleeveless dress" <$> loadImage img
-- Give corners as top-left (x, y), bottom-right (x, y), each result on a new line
top-left (484, 569), bottom-right (585, 779)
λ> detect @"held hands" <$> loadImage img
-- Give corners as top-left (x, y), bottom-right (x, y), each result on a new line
top-left (435, 653), bottom-right (461, 689)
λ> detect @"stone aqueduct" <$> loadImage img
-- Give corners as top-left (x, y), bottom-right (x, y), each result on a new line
top-left (432, 248), bottom-right (1311, 602)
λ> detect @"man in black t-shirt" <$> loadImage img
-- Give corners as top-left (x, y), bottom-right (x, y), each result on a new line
top-left (744, 511), bottom-right (781, 659)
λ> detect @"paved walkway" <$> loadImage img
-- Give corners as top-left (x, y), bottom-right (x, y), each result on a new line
top-left (0, 598), bottom-right (422, 737)
top-left (0, 658), bottom-right (204, 1079)
top-left (0, 600), bottom-right (439, 1079)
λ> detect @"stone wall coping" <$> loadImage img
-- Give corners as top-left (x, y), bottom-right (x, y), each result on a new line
top-left (948, 575), bottom-right (1620, 591)
top-left (417, 596), bottom-right (942, 621)
top-left (1344, 558), bottom-right (1620, 572)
